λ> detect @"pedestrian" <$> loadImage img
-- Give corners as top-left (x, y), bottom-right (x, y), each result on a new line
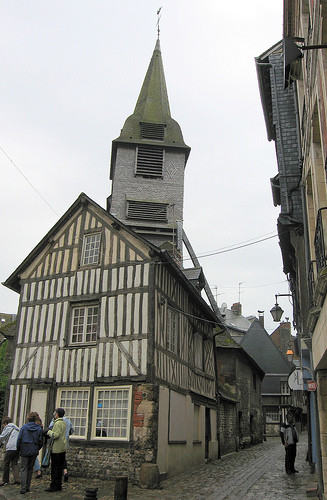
top-left (16, 412), bottom-right (43, 495)
top-left (48, 414), bottom-right (74, 482)
top-left (280, 412), bottom-right (299, 474)
top-left (0, 416), bottom-right (20, 486)
top-left (33, 412), bottom-right (43, 478)
top-left (45, 408), bottom-right (67, 492)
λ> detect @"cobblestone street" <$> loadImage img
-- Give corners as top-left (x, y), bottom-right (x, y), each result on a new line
top-left (0, 434), bottom-right (318, 499)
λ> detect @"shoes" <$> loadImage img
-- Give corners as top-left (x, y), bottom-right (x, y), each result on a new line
top-left (13, 481), bottom-right (21, 485)
top-left (64, 473), bottom-right (68, 482)
top-left (20, 490), bottom-right (26, 495)
top-left (286, 470), bottom-right (292, 474)
top-left (292, 469), bottom-right (299, 473)
top-left (0, 482), bottom-right (8, 487)
top-left (45, 487), bottom-right (62, 492)
top-left (36, 471), bottom-right (42, 478)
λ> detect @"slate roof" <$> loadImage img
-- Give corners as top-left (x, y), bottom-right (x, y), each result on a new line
top-left (239, 319), bottom-right (293, 375)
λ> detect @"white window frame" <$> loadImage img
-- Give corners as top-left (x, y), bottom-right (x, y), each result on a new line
top-left (57, 388), bottom-right (90, 439)
top-left (92, 386), bottom-right (132, 441)
top-left (266, 409), bottom-right (280, 423)
top-left (81, 233), bottom-right (101, 266)
top-left (167, 307), bottom-right (179, 355)
top-left (70, 304), bottom-right (99, 345)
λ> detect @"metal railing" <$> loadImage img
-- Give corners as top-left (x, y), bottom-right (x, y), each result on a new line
top-left (314, 207), bottom-right (327, 272)
top-left (308, 260), bottom-right (317, 309)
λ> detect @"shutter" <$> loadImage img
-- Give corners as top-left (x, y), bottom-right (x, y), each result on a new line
top-left (140, 122), bottom-right (165, 140)
top-left (127, 200), bottom-right (168, 221)
top-left (136, 145), bottom-right (164, 177)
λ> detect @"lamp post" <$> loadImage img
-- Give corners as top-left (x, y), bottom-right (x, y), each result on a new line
top-left (270, 293), bottom-right (292, 322)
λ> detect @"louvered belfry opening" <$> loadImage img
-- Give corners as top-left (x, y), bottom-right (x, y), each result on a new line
top-left (127, 200), bottom-right (168, 221)
top-left (140, 122), bottom-right (165, 140)
top-left (136, 145), bottom-right (164, 177)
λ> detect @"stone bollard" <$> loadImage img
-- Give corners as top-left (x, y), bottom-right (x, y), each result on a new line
top-left (114, 476), bottom-right (128, 500)
top-left (84, 487), bottom-right (98, 499)
top-left (139, 463), bottom-right (160, 489)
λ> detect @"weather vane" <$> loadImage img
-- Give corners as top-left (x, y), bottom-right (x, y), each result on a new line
top-left (156, 7), bottom-right (162, 38)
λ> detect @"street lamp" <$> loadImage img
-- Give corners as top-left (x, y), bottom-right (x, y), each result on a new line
top-left (270, 293), bottom-right (292, 322)
top-left (286, 348), bottom-right (294, 362)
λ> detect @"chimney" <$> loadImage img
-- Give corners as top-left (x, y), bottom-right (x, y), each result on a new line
top-left (258, 310), bottom-right (264, 328)
top-left (231, 302), bottom-right (242, 316)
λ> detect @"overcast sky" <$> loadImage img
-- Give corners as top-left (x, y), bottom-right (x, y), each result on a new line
top-left (1, 1), bottom-right (294, 337)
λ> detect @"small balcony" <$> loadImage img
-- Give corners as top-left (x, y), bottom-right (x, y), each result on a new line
top-left (308, 260), bottom-right (317, 309)
top-left (314, 207), bottom-right (327, 272)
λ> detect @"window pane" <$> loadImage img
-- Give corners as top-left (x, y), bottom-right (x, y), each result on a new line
top-left (82, 234), bottom-right (101, 265)
top-left (71, 305), bottom-right (98, 345)
top-left (58, 389), bottom-right (90, 438)
top-left (94, 387), bottom-right (131, 440)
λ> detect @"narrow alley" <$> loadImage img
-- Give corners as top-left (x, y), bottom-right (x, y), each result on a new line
top-left (0, 434), bottom-right (318, 500)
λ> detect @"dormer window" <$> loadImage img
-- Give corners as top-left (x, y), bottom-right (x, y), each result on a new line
top-left (81, 233), bottom-right (101, 266)
top-left (140, 122), bottom-right (165, 140)
top-left (135, 145), bottom-right (164, 178)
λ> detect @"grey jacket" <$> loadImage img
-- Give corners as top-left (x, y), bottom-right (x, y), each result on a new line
top-left (0, 423), bottom-right (19, 451)
top-left (280, 422), bottom-right (298, 445)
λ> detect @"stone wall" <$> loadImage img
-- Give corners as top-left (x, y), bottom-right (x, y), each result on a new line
top-left (66, 383), bottom-right (159, 484)
top-left (219, 400), bottom-right (236, 456)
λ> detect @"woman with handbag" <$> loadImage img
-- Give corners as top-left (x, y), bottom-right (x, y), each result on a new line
top-left (45, 408), bottom-right (67, 493)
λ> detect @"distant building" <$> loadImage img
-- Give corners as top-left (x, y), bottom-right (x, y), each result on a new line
top-left (215, 330), bottom-right (264, 455)
top-left (220, 303), bottom-right (303, 436)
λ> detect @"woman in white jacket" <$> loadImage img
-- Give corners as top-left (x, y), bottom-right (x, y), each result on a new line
top-left (0, 416), bottom-right (20, 486)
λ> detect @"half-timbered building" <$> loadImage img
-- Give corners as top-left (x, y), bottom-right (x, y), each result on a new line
top-left (4, 193), bottom-right (223, 482)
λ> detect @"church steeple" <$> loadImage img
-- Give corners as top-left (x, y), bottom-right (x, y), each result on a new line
top-left (108, 39), bottom-right (190, 256)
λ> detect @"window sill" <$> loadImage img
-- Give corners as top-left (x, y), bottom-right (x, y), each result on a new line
top-left (63, 343), bottom-right (98, 349)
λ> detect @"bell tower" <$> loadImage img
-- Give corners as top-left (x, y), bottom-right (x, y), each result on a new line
top-left (107, 38), bottom-right (190, 257)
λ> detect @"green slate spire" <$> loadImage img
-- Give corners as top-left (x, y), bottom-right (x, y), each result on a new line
top-left (133, 38), bottom-right (171, 123)
top-left (112, 38), bottom-right (190, 154)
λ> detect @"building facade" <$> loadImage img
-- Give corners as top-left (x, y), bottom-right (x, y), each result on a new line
top-left (256, 0), bottom-right (327, 495)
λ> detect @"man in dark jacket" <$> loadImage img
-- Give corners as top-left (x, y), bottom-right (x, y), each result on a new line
top-left (280, 412), bottom-right (299, 474)
top-left (16, 412), bottom-right (43, 495)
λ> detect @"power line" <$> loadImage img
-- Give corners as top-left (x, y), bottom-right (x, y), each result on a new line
top-left (0, 145), bottom-right (59, 217)
top-left (183, 233), bottom-right (278, 261)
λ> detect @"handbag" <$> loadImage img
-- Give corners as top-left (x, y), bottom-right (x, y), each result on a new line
top-left (41, 436), bottom-right (54, 468)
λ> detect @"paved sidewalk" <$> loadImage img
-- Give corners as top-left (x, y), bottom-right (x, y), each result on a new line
top-left (0, 434), bottom-right (319, 499)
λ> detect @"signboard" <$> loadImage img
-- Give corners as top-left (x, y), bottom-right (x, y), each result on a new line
top-left (288, 369), bottom-right (303, 390)
top-left (307, 380), bottom-right (317, 391)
